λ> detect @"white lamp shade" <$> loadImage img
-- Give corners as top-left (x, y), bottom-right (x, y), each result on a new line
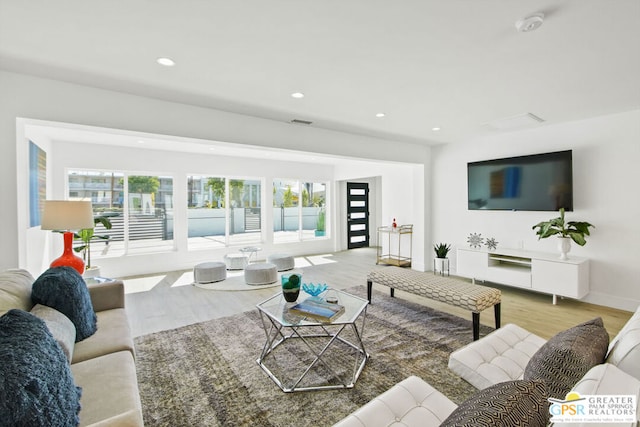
top-left (41, 200), bottom-right (94, 230)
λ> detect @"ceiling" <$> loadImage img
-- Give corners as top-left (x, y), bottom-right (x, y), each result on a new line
top-left (1, 1), bottom-right (639, 146)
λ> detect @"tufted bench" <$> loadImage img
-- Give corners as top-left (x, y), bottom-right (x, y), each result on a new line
top-left (367, 267), bottom-right (501, 340)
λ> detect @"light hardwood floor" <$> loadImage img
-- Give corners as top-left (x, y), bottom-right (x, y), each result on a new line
top-left (122, 247), bottom-right (633, 340)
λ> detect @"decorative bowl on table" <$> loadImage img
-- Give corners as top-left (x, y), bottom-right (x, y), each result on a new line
top-left (302, 283), bottom-right (328, 297)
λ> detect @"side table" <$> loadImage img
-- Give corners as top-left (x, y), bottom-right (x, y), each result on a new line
top-left (239, 246), bottom-right (261, 263)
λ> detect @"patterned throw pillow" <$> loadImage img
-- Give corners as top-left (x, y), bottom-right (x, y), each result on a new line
top-left (524, 317), bottom-right (609, 400)
top-left (31, 266), bottom-right (97, 342)
top-left (440, 380), bottom-right (549, 427)
top-left (0, 309), bottom-right (82, 426)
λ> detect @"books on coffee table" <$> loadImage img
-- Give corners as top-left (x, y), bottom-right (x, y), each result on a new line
top-left (289, 297), bottom-right (345, 322)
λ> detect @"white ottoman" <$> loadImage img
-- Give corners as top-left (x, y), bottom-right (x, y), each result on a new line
top-left (224, 253), bottom-right (249, 270)
top-left (245, 262), bottom-right (278, 285)
top-left (448, 323), bottom-right (547, 390)
top-left (267, 253), bottom-right (295, 271)
top-left (193, 262), bottom-right (227, 284)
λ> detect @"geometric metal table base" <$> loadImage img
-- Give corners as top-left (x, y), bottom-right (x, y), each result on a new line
top-left (256, 291), bottom-right (368, 392)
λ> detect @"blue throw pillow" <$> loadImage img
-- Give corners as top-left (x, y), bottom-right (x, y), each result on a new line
top-left (32, 266), bottom-right (97, 342)
top-left (0, 309), bottom-right (82, 427)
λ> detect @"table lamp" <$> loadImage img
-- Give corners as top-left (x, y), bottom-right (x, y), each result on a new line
top-left (41, 200), bottom-right (95, 275)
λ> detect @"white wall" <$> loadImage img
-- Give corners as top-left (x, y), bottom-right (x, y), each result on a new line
top-left (334, 158), bottom-right (428, 270)
top-left (0, 70), bottom-right (431, 274)
top-left (432, 110), bottom-right (640, 311)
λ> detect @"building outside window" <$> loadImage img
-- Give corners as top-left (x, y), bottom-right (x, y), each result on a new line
top-left (67, 170), bottom-right (327, 259)
top-left (126, 174), bottom-right (174, 253)
top-left (67, 170), bottom-right (174, 258)
top-left (187, 175), bottom-right (262, 249)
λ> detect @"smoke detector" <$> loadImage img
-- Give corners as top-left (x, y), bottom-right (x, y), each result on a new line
top-left (516, 13), bottom-right (544, 32)
top-left (290, 119), bottom-right (313, 125)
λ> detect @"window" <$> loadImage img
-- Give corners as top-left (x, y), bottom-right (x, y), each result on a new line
top-left (187, 175), bottom-right (226, 250)
top-left (127, 175), bottom-right (174, 253)
top-left (273, 179), bottom-right (326, 243)
top-left (67, 170), bottom-right (174, 259)
top-left (187, 175), bottom-right (262, 249)
top-left (229, 178), bottom-right (262, 246)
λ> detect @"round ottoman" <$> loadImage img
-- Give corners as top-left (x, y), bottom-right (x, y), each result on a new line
top-left (245, 263), bottom-right (278, 285)
top-left (224, 253), bottom-right (249, 270)
top-left (194, 262), bottom-right (227, 284)
top-left (267, 253), bottom-right (295, 271)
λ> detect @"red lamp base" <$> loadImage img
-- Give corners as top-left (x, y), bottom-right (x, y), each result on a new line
top-left (50, 231), bottom-right (85, 275)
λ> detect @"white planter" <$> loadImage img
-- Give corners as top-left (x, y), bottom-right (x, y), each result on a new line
top-left (434, 257), bottom-right (449, 274)
top-left (557, 237), bottom-right (571, 260)
top-left (83, 266), bottom-right (101, 279)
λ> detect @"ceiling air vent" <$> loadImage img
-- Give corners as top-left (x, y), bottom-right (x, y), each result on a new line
top-left (290, 119), bottom-right (313, 125)
top-left (485, 113), bottom-right (545, 130)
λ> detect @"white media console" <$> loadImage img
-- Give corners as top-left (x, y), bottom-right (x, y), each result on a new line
top-left (456, 247), bottom-right (589, 304)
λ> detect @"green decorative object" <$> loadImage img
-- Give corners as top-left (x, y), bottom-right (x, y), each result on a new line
top-left (315, 208), bottom-right (326, 237)
top-left (433, 243), bottom-right (451, 259)
top-left (75, 216), bottom-right (112, 268)
top-left (281, 273), bottom-right (302, 302)
top-left (532, 208), bottom-right (594, 246)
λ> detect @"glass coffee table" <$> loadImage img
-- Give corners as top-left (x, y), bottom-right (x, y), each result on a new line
top-left (256, 289), bottom-right (369, 392)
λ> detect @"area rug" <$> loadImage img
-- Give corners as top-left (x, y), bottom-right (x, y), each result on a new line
top-left (134, 286), bottom-right (494, 427)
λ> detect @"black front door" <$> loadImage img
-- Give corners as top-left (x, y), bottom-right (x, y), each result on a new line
top-left (347, 182), bottom-right (369, 249)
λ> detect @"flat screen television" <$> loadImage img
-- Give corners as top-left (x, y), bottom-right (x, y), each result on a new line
top-left (467, 150), bottom-right (573, 211)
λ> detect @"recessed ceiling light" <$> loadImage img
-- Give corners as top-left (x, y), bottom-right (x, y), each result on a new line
top-left (291, 92), bottom-right (305, 99)
top-left (137, 140), bottom-right (145, 144)
top-left (375, 113), bottom-right (386, 118)
top-left (432, 127), bottom-right (441, 132)
top-left (156, 57), bottom-right (175, 67)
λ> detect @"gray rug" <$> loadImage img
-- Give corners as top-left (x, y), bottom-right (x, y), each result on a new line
top-left (134, 286), bottom-right (493, 427)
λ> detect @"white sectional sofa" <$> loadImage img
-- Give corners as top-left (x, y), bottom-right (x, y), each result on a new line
top-left (334, 306), bottom-right (640, 427)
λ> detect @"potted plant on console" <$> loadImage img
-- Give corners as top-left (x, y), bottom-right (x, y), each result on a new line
top-left (433, 242), bottom-right (451, 275)
top-left (532, 208), bottom-right (594, 260)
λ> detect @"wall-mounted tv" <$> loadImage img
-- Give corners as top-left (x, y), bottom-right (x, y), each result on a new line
top-left (467, 150), bottom-right (573, 211)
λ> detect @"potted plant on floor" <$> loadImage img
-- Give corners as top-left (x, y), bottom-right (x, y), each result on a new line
top-left (315, 208), bottom-right (326, 237)
top-left (532, 208), bottom-right (594, 260)
top-left (433, 242), bottom-right (451, 275)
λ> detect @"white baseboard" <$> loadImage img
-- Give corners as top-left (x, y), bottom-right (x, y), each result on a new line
top-left (581, 291), bottom-right (640, 312)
